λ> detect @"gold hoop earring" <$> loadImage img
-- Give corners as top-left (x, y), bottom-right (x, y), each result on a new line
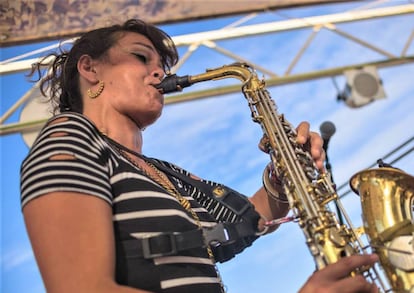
top-left (87, 81), bottom-right (105, 99)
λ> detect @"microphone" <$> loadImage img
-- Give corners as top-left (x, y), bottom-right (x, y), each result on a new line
top-left (319, 121), bottom-right (336, 152)
top-left (319, 121), bottom-right (343, 224)
top-left (319, 120), bottom-right (336, 174)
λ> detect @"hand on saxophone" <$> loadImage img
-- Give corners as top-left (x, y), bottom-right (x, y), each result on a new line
top-left (298, 254), bottom-right (380, 293)
top-left (258, 121), bottom-right (326, 171)
top-left (295, 121), bottom-right (326, 171)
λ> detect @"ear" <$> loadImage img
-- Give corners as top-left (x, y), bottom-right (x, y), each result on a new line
top-left (77, 54), bottom-right (99, 83)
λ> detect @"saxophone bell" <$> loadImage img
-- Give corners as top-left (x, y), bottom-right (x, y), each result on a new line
top-left (350, 166), bottom-right (414, 292)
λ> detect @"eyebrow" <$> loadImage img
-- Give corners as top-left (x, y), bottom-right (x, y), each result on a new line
top-left (128, 42), bottom-right (164, 69)
top-left (131, 42), bottom-right (156, 53)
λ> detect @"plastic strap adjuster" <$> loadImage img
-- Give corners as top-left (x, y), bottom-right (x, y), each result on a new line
top-left (204, 223), bottom-right (232, 245)
top-left (141, 232), bottom-right (178, 259)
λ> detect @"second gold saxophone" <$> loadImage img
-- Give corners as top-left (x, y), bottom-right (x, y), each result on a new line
top-left (157, 62), bottom-right (414, 292)
top-left (351, 167), bottom-right (414, 292)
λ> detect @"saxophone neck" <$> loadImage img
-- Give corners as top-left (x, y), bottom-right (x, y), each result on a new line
top-left (156, 62), bottom-right (255, 94)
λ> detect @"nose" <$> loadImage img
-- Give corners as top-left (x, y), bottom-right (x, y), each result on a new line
top-left (152, 66), bottom-right (165, 81)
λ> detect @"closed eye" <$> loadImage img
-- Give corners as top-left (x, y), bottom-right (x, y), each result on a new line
top-left (131, 53), bottom-right (147, 63)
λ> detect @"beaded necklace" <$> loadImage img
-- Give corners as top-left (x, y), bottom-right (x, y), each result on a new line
top-left (104, 136), bottom-right (226, 292)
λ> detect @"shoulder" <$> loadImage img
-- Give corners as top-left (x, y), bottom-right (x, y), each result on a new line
top-left (31, 112), bottom-right (104, 148)
top-left (24, 112), bottom-right (111, 168)
top-left (21, 113), bottom-right (115, 207)
top-left (43, 112), bottom-right (99, 136)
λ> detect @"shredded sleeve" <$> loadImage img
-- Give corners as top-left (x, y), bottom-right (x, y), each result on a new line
top-left (20, 113), bottom-right (113, 208)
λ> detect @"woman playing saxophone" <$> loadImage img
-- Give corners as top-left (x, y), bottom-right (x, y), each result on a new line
top-left (20, 18), bottom-right (378, 293)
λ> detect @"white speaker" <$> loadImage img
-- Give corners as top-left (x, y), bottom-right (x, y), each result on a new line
top-left (339, 66), bottom-right (386, 108)
top-left (19, 85), bottom-right (52, 147)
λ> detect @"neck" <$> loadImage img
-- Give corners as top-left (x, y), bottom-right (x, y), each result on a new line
top-left (104, 135), bottom-right (145, 159)
top-left (109, 131), bottom-right (143, 154)
top-left (83, 108), bottom-right (144, 154)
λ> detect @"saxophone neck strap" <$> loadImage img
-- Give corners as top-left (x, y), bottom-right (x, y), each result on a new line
top-left (120, 158), bottom-right (261, 262)
top-left (147, 158), bottom-right (260, 222)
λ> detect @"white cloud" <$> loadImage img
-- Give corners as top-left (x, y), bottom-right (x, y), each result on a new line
top-left (2, 246), bottom-right (34, 271)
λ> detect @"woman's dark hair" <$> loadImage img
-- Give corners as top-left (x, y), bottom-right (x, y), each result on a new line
top-left (29, 19), bottom-right (179, 114)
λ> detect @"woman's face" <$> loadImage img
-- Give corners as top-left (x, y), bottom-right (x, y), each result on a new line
top-left (97, 32), bottom-right (166, 129)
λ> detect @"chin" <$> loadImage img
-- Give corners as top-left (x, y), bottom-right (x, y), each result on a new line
top-left (137, 110), bottom-right (162, 129)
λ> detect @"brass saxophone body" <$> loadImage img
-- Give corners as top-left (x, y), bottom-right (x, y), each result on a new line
top-left (157, 62), bottom-right (413, 292)
top-left (351, 167), bottom-right (414, 292)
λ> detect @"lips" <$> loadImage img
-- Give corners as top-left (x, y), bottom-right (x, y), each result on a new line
top-left (151, 85), bottom-right (164, 97)
top-left (152, 86), bottom-right (164, 104)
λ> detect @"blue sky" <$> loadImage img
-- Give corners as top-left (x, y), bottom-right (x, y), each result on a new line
top-left (1, 2), bottom-right (414, 292)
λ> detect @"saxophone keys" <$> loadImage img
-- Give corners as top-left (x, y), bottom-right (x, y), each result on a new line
top-left (327, 227), bottom-right (347, 247)
top-left (354, 226), bottom-right (366, 238)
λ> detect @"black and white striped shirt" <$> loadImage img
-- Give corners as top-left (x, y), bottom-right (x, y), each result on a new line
top-left (21, 112), bottom-right (256, 292)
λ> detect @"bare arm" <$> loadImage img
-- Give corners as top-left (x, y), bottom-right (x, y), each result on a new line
top-left (250, 122), bottom-right (325, 232)
top-left (23, 192), bottom-right (152, 293)
top-left (249, 186), bottom-right (289, 232)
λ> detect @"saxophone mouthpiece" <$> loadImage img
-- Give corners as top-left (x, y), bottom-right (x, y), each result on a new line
top-left (156, 74), bottom-right (192, 94)
top-left (377, 159), bottom-right (399, 170)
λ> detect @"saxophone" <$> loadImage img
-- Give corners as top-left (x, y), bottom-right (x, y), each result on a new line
top-left (156, 62), bottom-right (414, 292)
top-left (351, 166), bottom-right (414, 292)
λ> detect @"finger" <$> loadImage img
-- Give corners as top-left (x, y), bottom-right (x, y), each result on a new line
top-left (258, 135), bottom-right (270, 153)
top-left (309, 132), bottom-right (325, 170)
top-left (309, 131), bottom-right (324, 158)
top-left (331, 275), bottom-right (378, 293)
top-left (296, 121), bottom-right (310, 144)
top-left (314, 151), bottom-right (326, 171)
top-left (321, 254), bottom-right (379, 280)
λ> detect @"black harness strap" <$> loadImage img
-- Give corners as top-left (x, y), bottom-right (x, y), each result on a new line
top-left (122, 229), bottom-right (205, 259)
top-left (121, 223), bottom-right (258, 262)
top-left (120, 159), bottom-right (261, 262)
top-left (150, 159), bottom-right (259, 221)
